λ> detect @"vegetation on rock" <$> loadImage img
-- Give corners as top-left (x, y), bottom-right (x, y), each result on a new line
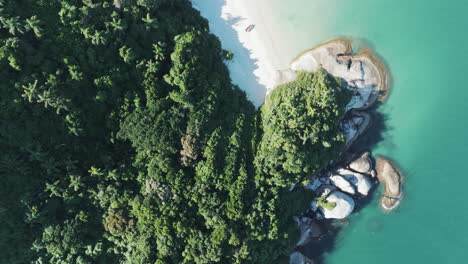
top-left (316, 195), bottom-right (337, 211)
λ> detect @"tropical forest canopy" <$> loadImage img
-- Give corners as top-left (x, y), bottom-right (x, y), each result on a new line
top-left (0, 0), bottom-right (351, 263)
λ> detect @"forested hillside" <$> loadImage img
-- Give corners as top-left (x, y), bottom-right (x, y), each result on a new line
top-left (0, 1), bottom-right (350, 263)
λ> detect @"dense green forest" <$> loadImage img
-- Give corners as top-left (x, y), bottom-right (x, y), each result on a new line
top-left (0, 1), bottom-right (351, 263)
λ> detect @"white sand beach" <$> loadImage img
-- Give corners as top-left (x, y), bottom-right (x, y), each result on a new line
top-left (191, 0), bottom-right (291, 107)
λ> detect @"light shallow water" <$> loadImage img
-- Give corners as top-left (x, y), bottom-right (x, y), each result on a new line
top-left (267, 0), bottom-right (468, 263)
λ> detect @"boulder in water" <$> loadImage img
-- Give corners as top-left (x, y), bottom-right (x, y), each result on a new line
top-left (319, 191), bottom-right (355, 219)
top-left (338, 168), bottom-right (372, 196)
top-left (330, 175), bottom-right (356, 195)
top-left (349, 151), bottom-right (373, 174)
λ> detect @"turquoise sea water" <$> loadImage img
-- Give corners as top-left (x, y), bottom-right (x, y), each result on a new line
top-left (269, 0), bottom-right (468, 263)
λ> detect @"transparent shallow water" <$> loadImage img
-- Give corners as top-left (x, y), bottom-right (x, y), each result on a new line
top-left (268, 0), bottom-right (468, 262)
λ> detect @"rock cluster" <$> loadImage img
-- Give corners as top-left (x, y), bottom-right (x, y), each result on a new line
top-left (278, 39), bottom-right (390, 111)
top-left (320, 191), bottom-right (355, 219)
top-left (307, 152), bottom-right (375, 220)
top-left (279, 39), bottom-right (391, 152)
top-left (288, 39), bottom-right (399, 264)
top-left (294, 216), bottom-right (322, 246)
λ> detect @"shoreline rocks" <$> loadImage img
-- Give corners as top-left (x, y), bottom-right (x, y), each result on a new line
top-left (348, 151), bottom-right (373, 174)
top-left (337, 168), bottom-right (372, 196)
top-left (290, 251), bottom-right (315, 264)
top-left (286, 38), bottom-right (391, 111)
top-left (288, 39), bottom-right (399, 264)
top-left (376, 157), bottom-right (403, 211)
top-left (320, 191), bottom-right (355, 219)
top-left (294, 217), bottom-right (322, 246)
top-left (330, 175), bottom-right (356, 195)
top-left (342, 111), bottom-right (372, 149)
top-left (308, 152), bottom-right (376, 220)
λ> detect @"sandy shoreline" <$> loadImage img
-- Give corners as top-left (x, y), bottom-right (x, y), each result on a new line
top-left (290, 38), bottom-right (353, 63)
top-left (191, 0), bottom-right (291, 107)
top-left (191, 2), bottom-right (391, 108)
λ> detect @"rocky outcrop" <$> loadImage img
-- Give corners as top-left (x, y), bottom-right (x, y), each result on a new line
top-left (330, 175), bottom-right (356, 195)
top-left (290, 251), bottom-right (315, 264)
top-left (318, 191), bottom-right (355, 219)
top-left (348, 151), bottom-right (373, 174)
top-left (337, 169), bottom-right (372, 196)
top-left (308, 152), bottom-right (375, 198)
top-left (376, 157), bottom-right (403, 210)
top-left (294, 217), bottom-right (322, 246)
top-left (341, 111), bottom-right (371, 148)
top-left (287, 39), bottom-right (390, 110)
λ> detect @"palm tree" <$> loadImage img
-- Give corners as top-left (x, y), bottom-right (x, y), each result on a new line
top-left (4, 16), bottom-right (24, 35)
top-left (21, 80), bottom-right (39, 102)
top-left (37, 89), bottom-right (54, 108)
top-left (69, 175), bottom-right (83, 191)
top-left (53, 97), bottom-right (70, 115)
top-left (91, 30), bottom-right (107, 45)
top-left (142, 13), bottom-right (158, 30)
top-left (68, 125), bottom-right (80, 136)
top-left (110, 17), bottom-right (125, 32)
top-left (45, 181), bottom-right (63, 197)
top-left (25, 16), bottom-right (43, 37)
top-left (68, 65), bottom-right (82, 81)
top-left (25, 206), bottom-right (41, 224)
top-left (146, 60), bottom-right (160, 73)
top-left (81, 27), bottom-right (93, 39)
top-left (89, 166), bottom-right (104, 176)
top-left (153, 42), bottom-right (165, 61)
